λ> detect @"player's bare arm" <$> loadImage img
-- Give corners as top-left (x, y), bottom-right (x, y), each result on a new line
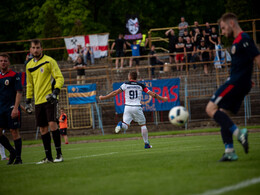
top-left (254, 54), bottom-right (260, 68)
top-left (147, 91), bottom-right (168, 102)
top-left (99, 88), bottom-right (122, 100)
top-left (11, 91), bottom-right (22, 119)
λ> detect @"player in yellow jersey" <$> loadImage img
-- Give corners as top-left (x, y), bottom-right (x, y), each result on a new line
top-left (26, 39), bottom-right (64, 164)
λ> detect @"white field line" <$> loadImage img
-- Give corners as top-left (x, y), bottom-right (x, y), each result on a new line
top-left (195, 177), bottom-right (260, 195)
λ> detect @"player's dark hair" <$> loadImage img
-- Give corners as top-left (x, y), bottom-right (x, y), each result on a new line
top-left (129, 71), bottom-right (137, 80)
top-left (219, 13), bottom-right (238, 24)
top-left (0, 53), bottom-right (10, 59)
top-left (30, 39), bottom-right (42, 47)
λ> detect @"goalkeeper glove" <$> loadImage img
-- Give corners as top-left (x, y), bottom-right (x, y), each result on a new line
top-left (25, 99), bottom-right (33, 114)
top-left (46, 88), bottom-right (60, 104)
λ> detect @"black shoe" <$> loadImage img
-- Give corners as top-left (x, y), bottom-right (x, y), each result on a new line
top-left (14, 158), bottom-right (23, 165)
top-left (7, 151), bottom-right (16, 165)
top-left (219, 151), bottom-right (238, 162)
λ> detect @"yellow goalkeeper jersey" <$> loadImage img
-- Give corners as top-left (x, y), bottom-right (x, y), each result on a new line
top-left (26, 54), bottom-right (64, 105)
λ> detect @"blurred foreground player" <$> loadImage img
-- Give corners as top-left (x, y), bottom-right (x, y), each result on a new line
top-left (59, 108), bottom-right (69, 144)
top-left (0, 53), bottom-right (23, 165)
top-left (26, 39), bottom-right (64, 164)
top-left (206, 13), bottom-right (260, 161)
top-left (99, 71), bottom-right (168, 148)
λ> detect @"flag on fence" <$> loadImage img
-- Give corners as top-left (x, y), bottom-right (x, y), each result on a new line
top-left (113, 78), bottom-right (180, 114)
top-left (67, 84), bottom-right (97, 105)
top-left (64, 34), bottom-right (109, 61)
top-left (214, 44), bottom-right (231, 68)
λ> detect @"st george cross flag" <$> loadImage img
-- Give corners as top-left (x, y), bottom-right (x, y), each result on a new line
top-left (64, 34), bottom-right (109, 61)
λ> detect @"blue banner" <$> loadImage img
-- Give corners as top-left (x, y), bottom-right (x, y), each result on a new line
top-left (67, 84), bottom-right (96, 105)
top-left (113, 78), bottom-right (180, 114)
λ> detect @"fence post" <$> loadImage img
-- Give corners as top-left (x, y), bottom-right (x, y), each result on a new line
top-left (184, 77), bottom-right (188, 130)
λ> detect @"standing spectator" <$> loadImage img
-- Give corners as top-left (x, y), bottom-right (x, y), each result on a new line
top-left (59, 108), bottom-right (68, 145)
top-left (165, 29), bottom-right (177, 64)
top-left (193, 28), bottom-right (203, 47)
top-left (126, 40), bottom-right (140, 74)
top-left (83, 44), bottom-right (94, 65)
top-left (73, 56), bottom-right (86, 85)
top-left (136, 34), bottom-right (148, 57)
top-left (110, 34), bottom-right (126, 71)
top-left (175, 36), bottom-right (185, 71)
top-left (178, 17), bottom-right (189, 36)
top-left (197, 39), bottom-right (211, 75)
top-left (182, 29), bottom-right (191, 43)
top-left (204, 22), bottom-right (212, 38)
top-left (149, 45), bottom-right (164, 78)
top-left (0, 53), bottom-right (23, 165)
top-left (26, 39), bottom-right (64, 164)
top-left (209, 26), bottom-right (221, 59)
top-left (184, 37), bottom-right (196, 69)
top-left (190, 21), bottom-right (201, 37)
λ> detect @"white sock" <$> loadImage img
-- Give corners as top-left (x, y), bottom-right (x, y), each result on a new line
top-left (225, 148), bottom-right (234, 153)
top-left (233, 129), bottom-right (239, 138)
top-left (141, 126), bottom-right (149, 144)
top-left (122, 123), bottom-right (128, 131)
top-left (0, 144), bottom-right (6, 159)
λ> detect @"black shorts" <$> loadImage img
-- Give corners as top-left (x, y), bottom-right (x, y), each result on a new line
top-left (210, 82), bottom-right (251, 114)
top-left (0, 107), bottom-right (21, 129)
top-left (116, 51), bottom-right (124, 57)
top-left (35, 102), bottom-right (57, 127)
top-left (60, 128), bottom-right (67, 135)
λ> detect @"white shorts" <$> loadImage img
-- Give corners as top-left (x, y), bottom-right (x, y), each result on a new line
top-left (123, 106), bottom-right (146, 126)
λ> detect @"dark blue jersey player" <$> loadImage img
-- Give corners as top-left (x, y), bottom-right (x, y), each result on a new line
top-left (206, 13), bottom-right (260, 162)
top-left (0, 53), bottom-right (23, 165)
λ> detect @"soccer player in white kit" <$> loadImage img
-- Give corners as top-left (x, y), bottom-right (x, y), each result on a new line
top-left (99, 71), bottom-right (168, 148)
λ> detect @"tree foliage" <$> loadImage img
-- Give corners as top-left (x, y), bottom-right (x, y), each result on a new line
top-left (0, 0), bottom-right (258, 62)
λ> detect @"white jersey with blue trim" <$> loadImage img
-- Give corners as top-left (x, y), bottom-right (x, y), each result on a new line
top-left (120, 81), bottom-right (149, 106)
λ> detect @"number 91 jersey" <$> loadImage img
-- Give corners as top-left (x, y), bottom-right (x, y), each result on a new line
top-left (120, 81), bottom-right (150, 106)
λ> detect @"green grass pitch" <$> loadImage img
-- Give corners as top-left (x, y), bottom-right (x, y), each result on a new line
top-left (0, 132), bottom-right (260, 195)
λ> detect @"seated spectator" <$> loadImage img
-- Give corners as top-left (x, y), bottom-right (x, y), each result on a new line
top-left (197, 39), bottom-right (211, 75)
top-left (83, 44), bottom-right (94, 65)
top-left (165, 29), bottom-right (177, 64)
top-left (178, 17), bottom-right (188, 36)
top-left (110, 33), bottom-right (126, 70)
top-left (73, 55), bottom-right (86, 84)
top-left (202, 29), bottom-right (210, 46)
top-left (175, 36), bottom-right (185, 71)
top-left (182, 29), bottom-right (191, 43)
top-left (184, 36), bottom-right (196, 69)
top-left (126, 40), bottom-right (140, 74)
top-left (149, 45), bottom-right (164, 78)
top-left (209, 26), bottom-right (221, 59)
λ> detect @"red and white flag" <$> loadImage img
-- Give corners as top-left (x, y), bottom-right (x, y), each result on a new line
top-left (64, 34), bottom-right (109, 60)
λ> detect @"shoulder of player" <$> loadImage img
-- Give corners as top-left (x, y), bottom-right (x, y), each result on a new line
top-left (0, 69), bottom-right (17, 79)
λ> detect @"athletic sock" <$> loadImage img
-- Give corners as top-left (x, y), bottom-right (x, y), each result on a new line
top-left (41, 132), bottom-right (53, 160)
top-left (122, 123), bottom-right (128, 131)
top-left (14, 138), bottom-right (22, 160)
top-left (0, 135), bottom-right (16, 153)
top-left (141, 126), bottom-right (149, 144)
top-left (213, 110), bottom-right (239, 136)
top-left (51, 129), bottom-right (62, 156)
top-left (225, 143), bottom-right (234, 153)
